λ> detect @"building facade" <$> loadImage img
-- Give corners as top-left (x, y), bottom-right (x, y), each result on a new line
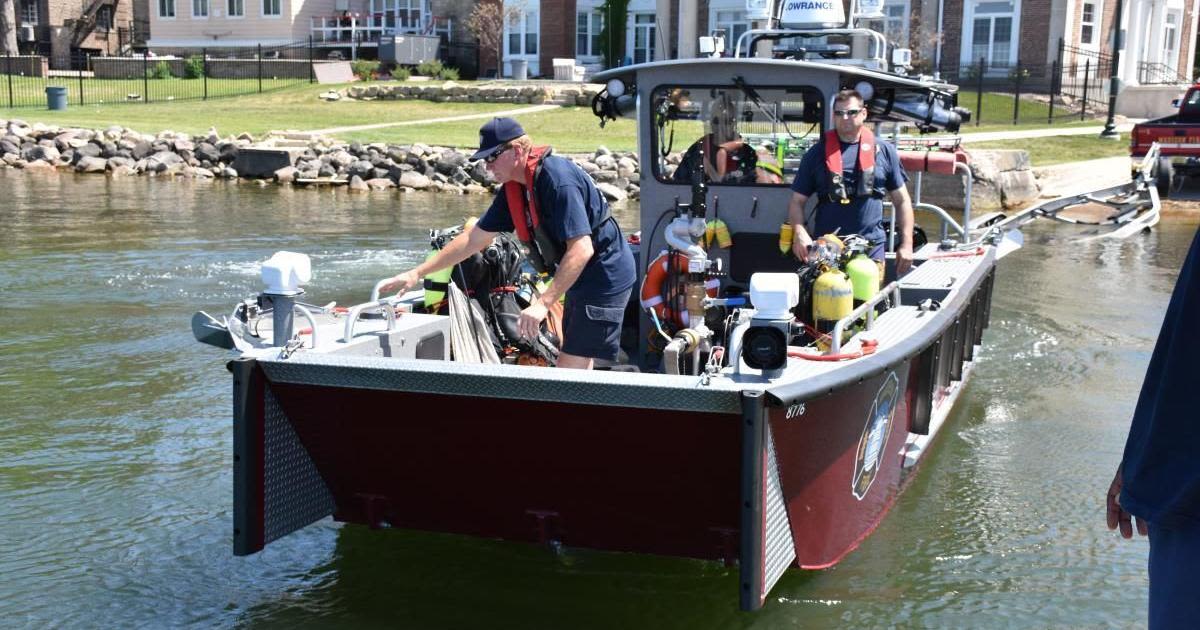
top-left (16, 0), bottom-right (137, 61)
top-left (141, 0), bottom-right (1198, 88)
top-left (497, 0), bottom-right (1197, 87)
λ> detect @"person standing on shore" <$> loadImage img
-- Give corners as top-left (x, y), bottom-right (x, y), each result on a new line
top-left (378, 117), bottom-right (636, 369)
top-left (1106, 226), bottom-right (1200, 629)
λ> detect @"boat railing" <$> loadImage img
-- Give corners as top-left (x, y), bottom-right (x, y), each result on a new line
top-left (886, 156), bottom-right (974, 247)
top-left (733, 27), bottom-right (887, 68)
top-left (343, 297), bottom-right (401, 343)
top-left (829, 281), bottom-right (902, 355)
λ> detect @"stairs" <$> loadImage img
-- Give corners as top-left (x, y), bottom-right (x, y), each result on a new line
top-left (70, 0), bottom-right (120, 48)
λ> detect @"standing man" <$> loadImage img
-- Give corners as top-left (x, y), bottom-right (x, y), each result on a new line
top-left (378, 117), bottom-right (636, 369)
top-left (787, 89), bottom-right (915, 276)
top-left (1106, 227), bottom-right (1200, 628)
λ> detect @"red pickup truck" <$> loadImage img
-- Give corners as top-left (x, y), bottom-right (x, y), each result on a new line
top-left (1130, 83), bottom-right (1200, 196)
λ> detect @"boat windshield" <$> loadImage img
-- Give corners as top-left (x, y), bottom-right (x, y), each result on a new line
top-left (650, 84), bottom-right (824, 187)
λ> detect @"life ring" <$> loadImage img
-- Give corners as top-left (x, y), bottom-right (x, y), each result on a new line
top-left (639, 251), bottom-right (720, 328)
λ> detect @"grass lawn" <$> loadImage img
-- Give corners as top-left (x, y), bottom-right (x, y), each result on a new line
top-left (971, 134), bottom-right (1130, 166)
top-left (2, 81), bottom-right (519, 137)
top-left (338, 105), bottom-right (640, 153)
top-left (3, 79), bottom-right (1116, 157)
top-left (955, 89), bottom-right (1109, 130)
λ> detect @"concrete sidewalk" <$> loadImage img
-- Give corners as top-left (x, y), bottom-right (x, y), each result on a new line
top-left (958, 122), bottom-right (1138, 143)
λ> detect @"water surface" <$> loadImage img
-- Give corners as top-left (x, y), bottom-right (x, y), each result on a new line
top-left (1, 169), bottom-right (1195, 628)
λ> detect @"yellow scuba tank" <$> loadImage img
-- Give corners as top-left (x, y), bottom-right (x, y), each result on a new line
top-left (812, 267), bottom-right (853, 336)
top-left (422, 250), bottom-right (452, 309)
top-left (844, 252), bottom-right (881, 306)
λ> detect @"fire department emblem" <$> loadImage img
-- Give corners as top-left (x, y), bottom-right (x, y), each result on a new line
top-left (852, 371), bottom-right (900, 500)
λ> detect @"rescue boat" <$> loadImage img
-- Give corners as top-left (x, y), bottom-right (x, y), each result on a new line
top-left (191, 0), bottom-right (1160, 610)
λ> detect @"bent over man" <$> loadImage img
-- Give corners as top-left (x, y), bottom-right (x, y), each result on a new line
top-left (379, 117), bottom-right (636, 369)
top-left (787, 89), bottom-right (916, 276)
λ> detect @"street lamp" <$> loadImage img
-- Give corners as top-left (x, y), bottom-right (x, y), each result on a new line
top-left (1100, 0), bottom-right (1125, 138)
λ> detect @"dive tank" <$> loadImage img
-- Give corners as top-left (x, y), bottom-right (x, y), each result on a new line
top-left (812, 268), bottom-right (853, 336)
top-left (422, 250), bottom-right (453, 309)
top-left (844, 253), bottom-right (880, 307)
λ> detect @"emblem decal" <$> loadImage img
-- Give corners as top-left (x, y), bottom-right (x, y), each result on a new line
top-left (852, 371), bottom-right (900, 500)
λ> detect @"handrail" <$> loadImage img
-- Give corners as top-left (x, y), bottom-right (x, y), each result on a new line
top-left (733, 27), bottom-right (887, 67)
top-left (343, 298), bottom-right (398, 343)
top-left (887, 157), bottom-right (972, 249)
top-left (830, 281), bottom-right (901, 354)
top-left (294, 304), bottom-right (318, 349)
top-left (369, 278), bottom-right (390, 303)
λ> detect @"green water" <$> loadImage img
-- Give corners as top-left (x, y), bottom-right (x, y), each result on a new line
top-left (1, 168), bottom-right (1195, 628)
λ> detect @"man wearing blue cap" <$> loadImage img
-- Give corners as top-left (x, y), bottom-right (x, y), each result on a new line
top-left (379, 117), bottom-right (636, 369)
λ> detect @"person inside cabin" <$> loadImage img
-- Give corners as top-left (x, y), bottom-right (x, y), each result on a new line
top-left (1106, 226), bottom-right (1200, 629)
top-left (786, 88), bottom-right (915, 277)
top-left (378, 117), bottom-right (636, 370)
top-left (672, 93), bottom-right (759, 185)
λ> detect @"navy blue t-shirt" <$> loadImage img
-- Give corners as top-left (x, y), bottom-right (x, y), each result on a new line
top-left (790, 137), bottom-right (907, 260)
top-left (1121, 227), bottom-right (1200, 528)
top-left (477, 154), bottom-right (636, 300)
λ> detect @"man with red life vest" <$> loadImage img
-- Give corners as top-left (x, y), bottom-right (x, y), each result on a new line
top-left (378, 117), bottom-right (636, 369)
top-left (787, 89), bottom-right (915, 277)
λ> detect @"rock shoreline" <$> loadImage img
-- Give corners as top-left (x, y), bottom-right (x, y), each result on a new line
top-left (0, 119), bottom-right (643, 202)
top-left (3, 119), bottom-right (1045, 212)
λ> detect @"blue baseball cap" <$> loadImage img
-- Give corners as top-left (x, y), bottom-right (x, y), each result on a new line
top-left (470, 117), bottom-right (526, 161)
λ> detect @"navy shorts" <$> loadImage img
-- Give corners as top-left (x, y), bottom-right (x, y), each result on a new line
top-left (561, 289), bottom-right (631, 361)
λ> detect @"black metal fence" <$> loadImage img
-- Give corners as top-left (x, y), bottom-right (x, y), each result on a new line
top-left (935, 42), bottom-right (1115, 126)
top-left (2, 39), bottom-right (317, 110)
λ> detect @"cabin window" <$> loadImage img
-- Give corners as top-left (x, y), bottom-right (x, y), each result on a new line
top-left (159, 0), bottom-right (175, 18)
top-left (262, 0), bottom-right (280, 17)
top-left (228, 0), bottom-right (243, 17)
top-left (649, 85), bottom-right (824, 187)
top-left (193, 0), bottom-right (208, 18)
top-left (1080, 2), bottom-right (1096, 45)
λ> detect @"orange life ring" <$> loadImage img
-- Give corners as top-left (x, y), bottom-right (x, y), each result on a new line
top-left (639, 251), bottom-right (720, 328)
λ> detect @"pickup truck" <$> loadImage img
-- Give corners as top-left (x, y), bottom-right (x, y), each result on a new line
top-left (1130, 83), bottom-right (1200, 196)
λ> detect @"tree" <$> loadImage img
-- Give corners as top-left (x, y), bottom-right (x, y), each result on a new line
top-left (467, 0), bottom-right (523, 80)
top-left (1, 0), bottom-right (19, 56)
top-left (597, 0), bottom-right (630, 68)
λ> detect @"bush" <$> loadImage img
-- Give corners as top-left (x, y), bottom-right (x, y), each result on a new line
top-left (184, 55), bottom-right (206, 79)
top-left (438, 66), bottom-right (459, 81)
top-left (148, 60), bottom-right (173, 80)
top-left (416, 59), bottom-right (443, 77)
top-left (392, 66), bottom-right (411, 81)
top-left (351, 59), bottom-right (380, 81)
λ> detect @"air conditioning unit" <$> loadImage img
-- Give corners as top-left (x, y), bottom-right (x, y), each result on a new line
top-left (19, 25), bottom-right (36, 42)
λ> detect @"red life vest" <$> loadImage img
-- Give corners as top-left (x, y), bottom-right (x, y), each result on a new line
top-left (503, 145), bottom-right (562, 275)
top-left (823, 128), bottom-right (882, 204)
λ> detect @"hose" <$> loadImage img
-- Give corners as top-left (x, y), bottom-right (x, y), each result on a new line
top-left (788, 338), bottom-right (879, 361)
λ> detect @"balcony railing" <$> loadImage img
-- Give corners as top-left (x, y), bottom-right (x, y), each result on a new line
top-left (309, 14), bottom-right (451, 46)
top-left (1137, 61), bottom-right (1191, 85)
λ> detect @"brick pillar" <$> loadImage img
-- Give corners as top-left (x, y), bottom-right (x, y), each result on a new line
top-left (540, 0), bottom-right (577, 77)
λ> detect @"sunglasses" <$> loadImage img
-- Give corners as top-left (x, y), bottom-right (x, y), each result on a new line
top-left (483, 143), bottom-right (512, 164)
top-left (833, 109), bottom-right (864, 118)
